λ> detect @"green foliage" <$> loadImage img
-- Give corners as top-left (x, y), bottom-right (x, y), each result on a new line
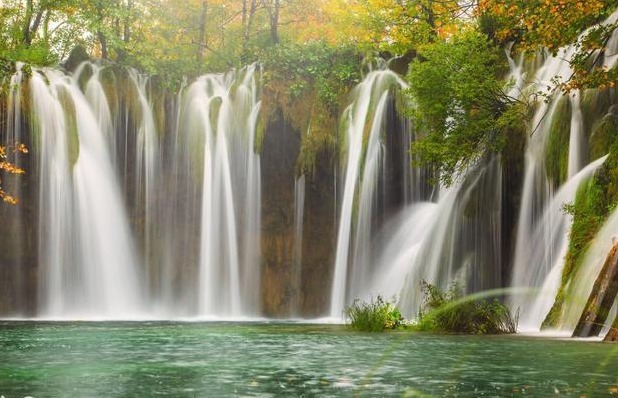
top-left (344, 296), bottom-right (404, 332)
top-left (259, 41), bottom-right (362, 174)
top-left (415, 281), bottom-right (518, 334)
top-left (405, 29), bottom-right (517, 185)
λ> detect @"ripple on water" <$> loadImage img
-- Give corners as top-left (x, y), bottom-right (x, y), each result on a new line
top-left (1, 322), bottom-right (618, 397)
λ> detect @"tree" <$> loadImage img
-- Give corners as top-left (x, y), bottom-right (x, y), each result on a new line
top-left (261, 0), bottom-right (280, 44)
top-left (405, 29), bottom-right (521, 184)
top-left (478, 0), bottom-right (618, 91)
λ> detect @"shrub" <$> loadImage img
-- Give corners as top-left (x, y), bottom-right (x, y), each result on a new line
top-left (415, 281), bottom-right (518, 334)
top-left (344, 296), bottom-right (404, 332)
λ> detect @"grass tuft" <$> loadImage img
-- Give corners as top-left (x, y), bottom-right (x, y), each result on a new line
top-left (415, 281), bottom-right (518, 334)
top-left (344, 296), bottom-right (404, 332)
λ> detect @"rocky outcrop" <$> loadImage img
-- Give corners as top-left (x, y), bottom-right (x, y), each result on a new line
top-left (604, 317), bottom-right (618, 341)
top-left (573, 240), bottom-right (618, 338)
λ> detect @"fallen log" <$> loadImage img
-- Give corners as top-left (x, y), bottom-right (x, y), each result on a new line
top-left (572, 240), bottom-right (618, 338)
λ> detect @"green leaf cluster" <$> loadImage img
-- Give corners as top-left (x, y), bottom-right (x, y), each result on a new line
top-left (405, 29), bottom-right (517, 185)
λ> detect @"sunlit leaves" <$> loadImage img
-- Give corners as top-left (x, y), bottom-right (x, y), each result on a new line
top-left (478, 0), bottom-right (618, 91)
top-left (0, 143), bottom-right (27, 205)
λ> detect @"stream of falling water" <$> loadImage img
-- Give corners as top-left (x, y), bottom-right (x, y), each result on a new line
top-left (2, 63), bottom-right (263, 319)
top-left (329, 67), bottom-right (406, 318)
top-left (31, 67), bottom-right (143, 318)
top-left (508, 12), bottom-right (618, 331)
top-left (4, 26), bottom-right (618, 325)
top-left (182, 66), bottom-right (262, 317)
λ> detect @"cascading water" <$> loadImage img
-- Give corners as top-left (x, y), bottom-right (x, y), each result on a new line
top-left (382, 157), bottom-right (503, 318)
top-left (31, 68), bottom-right (143, 318)
top-left (181, 65), bottom-right (262, 317)
top-left (291, 174), bottom-right (305, 315)
top-left (507, 12), bottom-right (618, 330)
top-left (512, 157), bottom-right (606, 329)
top-left (2, 20), bottom-right (618, 326)
top-left (329, 67), bottom-right (406, 317)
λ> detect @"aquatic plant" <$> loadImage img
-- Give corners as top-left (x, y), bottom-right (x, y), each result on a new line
top-left (344, 296), bottom-right (404, 332)
top-left (416, 281), bottom-right (518, 334)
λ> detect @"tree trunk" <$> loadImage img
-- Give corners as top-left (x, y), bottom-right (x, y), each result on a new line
top-left (241, 0), bottom-right (258, 63)
top-left (270, 0), bottom-right (281, 44)
top-left (22, 0), bottom-right (34, 46)
top-left (262, 0), bottom-right (280, 45)
top-left (197, 1), bottom-right (208, 75)
top-left (96, 1), bottom-right (108, 60)
top-left (270, 0), bottom-right (280, 44)
top-left (572, 240), bottom-right (618, 337)
top-left (98, 30), bottom-right (108, 59)
top-left (124, 0), bottom-right (133, 43)
top-left (28, 9), bottom-right (45, 45)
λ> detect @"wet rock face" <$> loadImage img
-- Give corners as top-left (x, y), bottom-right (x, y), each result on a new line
top-left (260, 112), bottom-right (301, 316)
top-left (259, 112), bottom-right (339, 318)
top-left (574, 241), bottom-right (618, 338)
top-left (298, 151), bottom-right (337, 317)
top-left (0, 114), bottom-right (38, 316)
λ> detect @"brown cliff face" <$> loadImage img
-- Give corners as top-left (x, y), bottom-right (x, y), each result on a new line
top-left (259, 111), bottom-right (339, 318)
top-left (298, 150), bottom-right (337, 317)
top-left (260, 112), bottom-right (301, 316)
top-left (0, 104), bottom-right (39, 317)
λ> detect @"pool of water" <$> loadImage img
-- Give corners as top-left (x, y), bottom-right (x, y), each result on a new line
top-left (0, 321), bottom-right (617, 397)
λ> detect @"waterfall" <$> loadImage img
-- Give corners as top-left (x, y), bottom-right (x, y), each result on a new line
top-left (3, 24), bottom-right (618, 325)
top-left (568, 92), bottom-right (584, 178)
top-left (291, 174), bottom-right (306, 315)
top-left (506, 10), bottom-right (618, 330)
top-left (30, 68), bottom-right (143, 318)
top-left (511, 157), bottom-right (607, 329)
top-left (182, 65), bottom-right (262, 317)
top-left (559, 203), bottom-right (618, 331)
top-left (329, 68), bottom-right (406, 318)
top-left (383, 157), bottom-right (503, 318)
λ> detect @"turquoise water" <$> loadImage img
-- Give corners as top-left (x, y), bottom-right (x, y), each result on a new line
top-left (1, 322), bottom-right (617, 397)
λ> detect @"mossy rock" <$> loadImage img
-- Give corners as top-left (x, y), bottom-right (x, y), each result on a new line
top-left (57, 86), bottom-right (80, 167)
top-left (589, 106), bottom-right (618, 161)
top-left (581, 87), bottom-right (615, 138)
top-left (63, 45), bottom-right (90, 73)
top-left (544, 95), bottom-right (571, 187)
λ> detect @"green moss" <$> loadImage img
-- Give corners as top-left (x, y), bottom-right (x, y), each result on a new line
top-left (542, 135), bottom-right (618, 328)
top-left (544, 95), bottom-right (571, 187)
top-left (589, 108), bottom-right (618, 161)
top-left (57, 86), bottom-right (79, 167)
top-left (254, 114), bottom-right (265, 154)
top-left (580, 87), bottom-right (615, 138)
top-left (259, 42), bottom-right (362, 175)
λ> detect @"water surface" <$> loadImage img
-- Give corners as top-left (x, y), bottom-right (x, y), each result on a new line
top-left (1, 322), bottom-right (617, 397)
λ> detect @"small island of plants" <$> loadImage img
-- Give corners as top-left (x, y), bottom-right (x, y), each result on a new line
top-left (345, 282), bottom-right (519, 334)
